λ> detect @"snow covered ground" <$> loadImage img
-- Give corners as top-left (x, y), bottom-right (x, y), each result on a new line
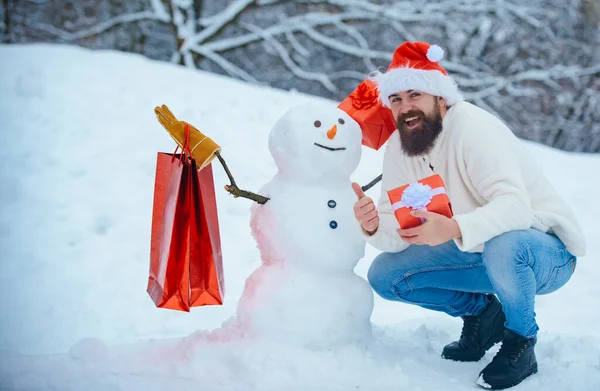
top-left (0, 43), bottom-right (599, 390)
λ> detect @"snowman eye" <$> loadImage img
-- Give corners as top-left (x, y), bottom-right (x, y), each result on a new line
top-left (338, 118), bottom-right (345, 125)
top-left (314, 120), bottom-right (321, 128)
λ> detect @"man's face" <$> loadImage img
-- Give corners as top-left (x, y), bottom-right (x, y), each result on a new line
top-left (389, 90), bottom-right (444, 156)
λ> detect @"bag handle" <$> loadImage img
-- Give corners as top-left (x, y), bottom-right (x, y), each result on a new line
top-left (171, 123), bottom-right (192, 165)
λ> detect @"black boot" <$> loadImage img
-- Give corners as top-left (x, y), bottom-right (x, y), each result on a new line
top-left (477, 329), bottom-right (538, 390)
top-left (442, 295), bottom-right (506, 362)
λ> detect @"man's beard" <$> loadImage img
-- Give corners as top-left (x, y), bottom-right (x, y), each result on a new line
top-left (396, 104), bottom-right (443, 157)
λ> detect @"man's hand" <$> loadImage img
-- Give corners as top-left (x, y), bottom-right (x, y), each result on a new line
top-left (398, 210), bottom-right (461, 246)
top-left (352, 182), bottom-right (379, 235)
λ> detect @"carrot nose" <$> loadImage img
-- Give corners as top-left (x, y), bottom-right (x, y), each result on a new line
top-left (327, 124), bottom-right (338, 140)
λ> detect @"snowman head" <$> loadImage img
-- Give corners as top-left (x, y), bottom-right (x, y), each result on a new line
top-left (268, 103), bottom-right (362, 183)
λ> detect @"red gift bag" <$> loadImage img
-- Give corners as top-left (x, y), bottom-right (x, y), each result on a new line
top-left (338, 79), bottom-right (396, 150)
top-left (147, 131), bottom-right (224, 311)
top-left (387, 174), bottom-right (453, 229)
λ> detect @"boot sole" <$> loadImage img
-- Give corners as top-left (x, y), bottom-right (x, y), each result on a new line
top-left (477, 363), bottom-right (538, 390)
top-left (442, 329), bottom-right (505, 362)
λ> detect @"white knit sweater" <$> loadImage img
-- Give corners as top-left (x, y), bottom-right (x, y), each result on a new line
top-left (363, 101), bottom-right (586, 257)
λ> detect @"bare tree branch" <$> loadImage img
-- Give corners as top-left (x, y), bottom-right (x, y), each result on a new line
top-left (181, 0), bottom-right (255, 50)
top-left (285, 31), bottom-right (310, 59)
top-left (299, 23), bottom-right (391, 61)
top-left (241, 22), bottom-right (338, 93)
top-left (150, 0), bottom-right (170, 21)
top-left (11, 0), bottom-right (598, 152)
top-left (189, 43), bottom-right (260, 83)
top-left (201, 10), bottom-right (370, 52)
top-left (25, 10), bottom-right (166, 41)
top-left (465, 64), bottom-right (600, 100)
top-left (333, 21), bottom-right (377, 70)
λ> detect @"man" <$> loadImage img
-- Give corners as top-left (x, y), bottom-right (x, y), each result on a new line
top-left (351, 41), bottom-right (586, 390)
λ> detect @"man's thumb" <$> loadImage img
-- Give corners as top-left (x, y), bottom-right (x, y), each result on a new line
top-left (352, 182), bottom-right (366, 199)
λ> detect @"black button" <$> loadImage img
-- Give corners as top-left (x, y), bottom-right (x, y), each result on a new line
top-left (328, 200), bottom-right (337, 208)
top-left (330, 221), bottom-right (338, 229)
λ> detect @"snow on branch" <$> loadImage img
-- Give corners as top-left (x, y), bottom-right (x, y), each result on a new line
top-left (168, 0), bottom-right (199, 50)
top-left (328, 70), bottom-right (368, 81)
top-left (150, 0), bottom-right (170, 22)
top-left (465, 63), bottom-right (600, 100)
top-left (299, 24), bottom-right (391, 61)
top-left (332, 21), bottom-right (377, 71)
top-left (188, 44), bottom-right (260, 83)
top-left (181, 0), bottom-right (255, 51)
top-left (25, 10), bottom-right (167, 41)
top-left (201, 11), bottom-right (369, 52)
top-left (285, 31), bottom-right (311, 60)
top-left (189, 9), bottom-right (396, 83)
top-left (385, 20), bottom-right (417, 42)
top-left (241, 22), bottom-right (338, 93)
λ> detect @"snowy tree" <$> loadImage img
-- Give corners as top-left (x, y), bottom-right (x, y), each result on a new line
top-left (3, 0), bottom-right (599, 151)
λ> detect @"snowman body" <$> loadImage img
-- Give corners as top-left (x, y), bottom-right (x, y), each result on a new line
top-left (236, 103), bottom-right (374, 346)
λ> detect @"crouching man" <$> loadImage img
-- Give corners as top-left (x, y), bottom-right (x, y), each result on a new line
top-left (352, 41), bottom-right (586, 390)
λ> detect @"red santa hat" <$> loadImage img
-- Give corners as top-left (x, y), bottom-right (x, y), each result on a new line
top-left (371, 41), bottom-right (463, 108)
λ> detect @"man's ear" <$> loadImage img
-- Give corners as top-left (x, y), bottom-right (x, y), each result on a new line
top-left (437, 96), bottom-right (448, 117)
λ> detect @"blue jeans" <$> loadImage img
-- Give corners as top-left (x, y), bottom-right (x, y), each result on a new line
top-left (367, 229), bottom-right (576, 339)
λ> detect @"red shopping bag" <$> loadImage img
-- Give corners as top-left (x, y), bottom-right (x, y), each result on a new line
top-left (147, 127), bottom-right (224, 311)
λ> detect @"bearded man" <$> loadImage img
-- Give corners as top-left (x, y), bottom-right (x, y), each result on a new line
top-left (351, 41), bottom-right (586, 390)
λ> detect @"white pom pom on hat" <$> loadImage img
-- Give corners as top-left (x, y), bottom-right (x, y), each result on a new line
top-left (426, 45), bottom-right (444, 62)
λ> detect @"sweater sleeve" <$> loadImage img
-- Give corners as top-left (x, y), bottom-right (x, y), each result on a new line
top-left (359, 138), bottom-right (410, 253)
top-left (452, 117), bottom-right (533, 252)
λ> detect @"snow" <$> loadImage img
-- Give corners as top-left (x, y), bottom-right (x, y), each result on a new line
top-left (477, 374), bottom-right (492, 389)
top-left (1, 43), bottom-right (599, 390)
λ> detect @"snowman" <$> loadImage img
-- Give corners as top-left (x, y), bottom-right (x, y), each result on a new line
top-left (234, 102), bottom-right (375, 347)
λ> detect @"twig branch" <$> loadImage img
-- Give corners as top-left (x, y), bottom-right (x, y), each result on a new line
top-left (215, 152), bottom-right (236, 187)
top-left (362, 174), bottom-right (382, 193)
top-left (215, 152), bottom-right (270, 204)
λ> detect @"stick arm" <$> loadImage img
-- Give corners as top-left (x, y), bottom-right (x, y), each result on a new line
top-left (361, 174), bottom-right (382, 193)
top-left (214, 149), bottom-right (381, 204)
top-left (214, 151), bottom-right (270, 205)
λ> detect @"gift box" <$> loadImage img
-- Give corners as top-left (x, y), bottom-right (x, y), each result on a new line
top-left (387, 174), bottom-right (453, 229)
top-left (337, 79), bottom-right (396, 150)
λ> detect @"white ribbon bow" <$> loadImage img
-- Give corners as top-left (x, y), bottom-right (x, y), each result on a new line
top-left (392, 182), bottom-right (447, 211)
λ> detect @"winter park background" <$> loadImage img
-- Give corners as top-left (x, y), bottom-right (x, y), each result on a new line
top-left (1, 1), bottom-right (600, 391)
